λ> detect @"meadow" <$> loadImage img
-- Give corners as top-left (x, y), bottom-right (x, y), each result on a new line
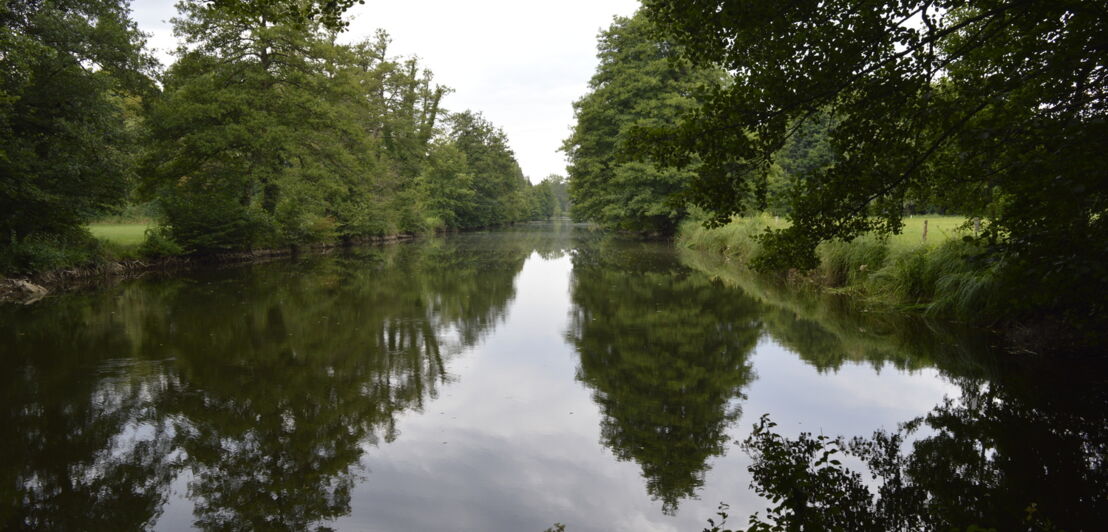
top-left (88, 223), bottom-right (152, 247)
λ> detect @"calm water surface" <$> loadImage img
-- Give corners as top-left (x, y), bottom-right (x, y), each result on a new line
top-left (2, 222), bottom-right (1104, 530)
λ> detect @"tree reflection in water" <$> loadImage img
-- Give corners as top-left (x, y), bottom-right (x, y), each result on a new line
top-left (705, 371), bottom-right (1108, 532)
top-left (681, 249), bottom-right (1108, 531)
top-left (1, 227), bottom-right (1103, 530)
top-left (567, 240), bottom-right (759, 514)
top-left (0, 236), bottom-right (535, 530)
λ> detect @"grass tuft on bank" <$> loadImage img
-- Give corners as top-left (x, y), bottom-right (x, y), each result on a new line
top-left (678, 214), bottom-right (1004, 321)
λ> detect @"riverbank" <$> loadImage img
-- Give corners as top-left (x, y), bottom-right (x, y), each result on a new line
top-left (0, 233), bottom-right (416, 304)
top-left (677, 215), bottom-right (1101, 355)
top-left (679, 215), bottom-right (989, 311)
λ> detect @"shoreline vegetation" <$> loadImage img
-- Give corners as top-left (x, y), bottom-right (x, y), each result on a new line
top-left (3, 0), bottom-right (573, 293)
top-left (677, 214), bottom-right (1091, 355)
top-left (0, 218), bottom-right (579, 304)
top-left (0, 223), bottom-right (418, 304)
top-left (677, 247), bottom-right (1003, 378)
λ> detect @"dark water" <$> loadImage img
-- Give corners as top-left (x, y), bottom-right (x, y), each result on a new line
top-left (1, 222), bottom-right (1104, 531)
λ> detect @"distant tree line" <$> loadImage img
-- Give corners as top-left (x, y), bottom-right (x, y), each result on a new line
top-left (0, 0), bottom-right (561, 272)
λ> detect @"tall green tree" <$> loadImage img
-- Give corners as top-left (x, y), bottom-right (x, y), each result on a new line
top-left (334, 32), bottom-right (447, 236)
top-left (142, 3), bottom-right (453, 250)
top-left (142, 0), bottom-right (359, 250)
top-left (0, 0), bottom-right (153, 253)
top-left (542, 174), bottom-right (572, 216)
top-left (562, 13), bottom-right (719, 234)
top-left (639, 0), bottom-right (1108, 324)
top-left (446, 111), bottom-right (531, 228)
top-left (417, 141), bottom-right (475, 229)
top-left (527, 178), bottom-right (557, 220)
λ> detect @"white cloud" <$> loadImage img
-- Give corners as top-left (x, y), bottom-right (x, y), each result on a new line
top-left (127, 0), bottom-right (641, 183)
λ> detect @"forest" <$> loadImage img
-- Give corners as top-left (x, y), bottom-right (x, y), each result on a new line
top-left (0, 0), bottom-right (567, 274)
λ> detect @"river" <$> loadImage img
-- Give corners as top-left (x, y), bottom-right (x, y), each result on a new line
top-left (2, 222), bottom-right (1104, 530)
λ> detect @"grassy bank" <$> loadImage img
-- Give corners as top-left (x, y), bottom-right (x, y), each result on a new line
top-left (678, 214), bottom-right (1005, 322)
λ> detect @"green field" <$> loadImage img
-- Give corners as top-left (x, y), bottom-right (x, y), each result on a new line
top-left (889, 216), bottom-right (967, 249)
top-left (88, 223), bottom-right (152, 246)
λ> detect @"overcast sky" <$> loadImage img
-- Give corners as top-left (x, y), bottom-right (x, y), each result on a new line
top-left (129, 0), bottom-right (640, 183)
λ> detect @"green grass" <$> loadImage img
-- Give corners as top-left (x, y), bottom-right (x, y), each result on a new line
top-left (88, 223), bottom-right (152, 247)
top-left (678, 214), bottom-right (1002, 321)
top-left (889, 216), bottom-right (968, 249)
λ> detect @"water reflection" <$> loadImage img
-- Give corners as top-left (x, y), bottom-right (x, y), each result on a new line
top-left (726, 369), bottom-right (1108, 531)
top-left (567, 241), bottom-right (757, 514)
top-left (680, 246), bottom-right (1108, 530)
top-left (0, 294), bottom-right (177, 530)
top-left (1, 235), bottom-right (536, 529)
top-left (0, 224), bottom-right (1103, 530)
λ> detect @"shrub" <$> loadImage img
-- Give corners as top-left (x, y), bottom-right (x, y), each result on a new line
top-left (138, 228), bottom-right (185, 258)
top-left (161, 194), bottom-right (276, 253)
top-left (0, 231), bottom-right (98, 275)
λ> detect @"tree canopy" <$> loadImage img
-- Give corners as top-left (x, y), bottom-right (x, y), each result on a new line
top-left (638, 0), bottom-right (1108, 320)
top-left (562, 13), bottom-right (720, 234)
top-left (0, 0), bottom-right (154, 254)
top-left (1, 0), bottom-right (550, 270)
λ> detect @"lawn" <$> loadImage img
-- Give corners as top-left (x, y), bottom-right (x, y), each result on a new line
top-left (88, 223), bottom-right (152, 246)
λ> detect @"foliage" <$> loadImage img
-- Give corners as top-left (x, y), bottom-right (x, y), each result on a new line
top-left (204, 0), bottom-right (365, 31)
top-left (678, 242), bottom-right (1001, 376)
top-left (0, 0), bottom-right (154, 249)
top-left (445, 111), bottom-right (532, 228)
top-left (544, 174), bottom-right (572, 216)
top-left (638, 0), bottom-right (1108, 326)
top-left (418, 142), bottom-right (476, 229)
top-left (139, 4), bottom-right (531, 252)
top-left (142, 1), bottom-right (378, 250)
top-left (137, 227), bottom-right (184, 259)
top-left (0, 230), bottom-right (102, 275)
top-left (562, 13), bottom-right (719, 234)
top-left (1, 0), bottom-right (536, 273)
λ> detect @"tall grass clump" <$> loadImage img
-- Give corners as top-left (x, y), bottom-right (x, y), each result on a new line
top-left (925, 245), bottom-right (1004, 321)
top-left (863, 239), bottom-right (1002, 319)
top-left (815, 236), bottom-right (889, 287)
top-left (678, 213), bottom-right (785, 264)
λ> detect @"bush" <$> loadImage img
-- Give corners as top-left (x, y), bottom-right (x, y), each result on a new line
top-left (161, 194), bottom-right (276, 253)
top-left (0, 231), bottom-right (98, 275)
top-left (138, 228), bottom-right (185, 258)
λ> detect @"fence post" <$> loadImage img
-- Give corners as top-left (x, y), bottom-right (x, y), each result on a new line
top-left (922, 219), bottom-right (928, 243)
